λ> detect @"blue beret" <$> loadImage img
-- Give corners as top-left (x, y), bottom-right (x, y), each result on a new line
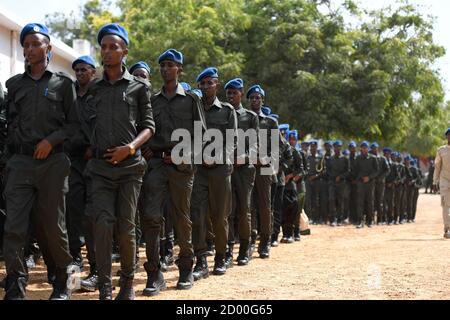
top-left (180, 82), bottom-right (191, 91)
top-left (224, 78), bottom-right (244, 90)
top-left (325, 140), bottom-right (333, 146)
top-left (333, 140), bottom-right (343, 147)
top-left (20, 23), bottom-right (50, 47)
top-left (288, 130), bottom-right (298, 140)
top-left (279, 124), bottom-right (290, 131)
top-left (246, 85), bottom-right (265, 99)
top-left (343, 150), bottom-right (350, 156)
top-left (445, 127), bottom-right (450, 136)
top-left (261, 106), bottom-right (272, 116)
top-left (410, 159), bottom-right (417, 166)
top-left (97, 23), bottom-right (129, 46)
top-left (158, 49), bottom-right (183, 65)
top-left (404, 155), bottom-right (412, 161)
top-left (360, 141), bottom-right (370, 148)
top-left (192, 89), bottom-right (203, 98)
top-left (309, 140), bottom-right (318, 146)
top-left (383, 147), bottom-right (392, 153)
top-left (301, 141), bottom-right (310, 146)
top-left (349, 141), bottom-right (357, 148)
top-left (129, 61), bottom-right (151, 75)
top-left (72, 55), bottom-right (96, 70)
top-left (196, 67), bottom-right (219, 83)
top-left (371, 142), bottom-right (379, 149)
top-left (269, 114), bottom-right (279, 120)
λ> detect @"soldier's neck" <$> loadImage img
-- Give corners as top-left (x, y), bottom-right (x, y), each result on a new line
top-left (205, 96), bottom-right (216, 107)
top-left (105, 65), bottom-right (123, 84)
top-left (28, 61), bottom-right (47, 80)
top-left (163, 80), bottom-right (178, 97)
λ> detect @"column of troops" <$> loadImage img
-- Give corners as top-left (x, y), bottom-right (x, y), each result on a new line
top-left (0, 22), bottom-right (424, 300)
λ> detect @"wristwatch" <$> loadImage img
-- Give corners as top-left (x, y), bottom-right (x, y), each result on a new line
top-left (129, 145), bottom-right (136, 156)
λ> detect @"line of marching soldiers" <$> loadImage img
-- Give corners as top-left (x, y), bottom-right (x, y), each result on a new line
top-left (0, 22), bottom-right (422, 300)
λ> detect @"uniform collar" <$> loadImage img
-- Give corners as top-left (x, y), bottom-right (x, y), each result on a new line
top-left (206, 97), bottom-right (222, 110)
top-left (235, 104), bottom-right (245, 114)
top-left (100, 65), bottom-right (133, 83)
top-left (156, 82), bottom-right (187, 98)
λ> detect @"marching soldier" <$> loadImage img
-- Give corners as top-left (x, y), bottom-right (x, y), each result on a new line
top-left (86, 23), bottom-right (154, 300)
top-left (327, 140), bottom-right (350, 226)
top-left (347, 141), bottom-right (358, 224)
top-left (191, 67), bottom-right (237, 280)
top-left (383, 148), bottom-right (397, 225)
top-left (353, 141), bottom-right (379, 228)
top-left (393, 153), bottom-right (406, 224)
top-left (140, 49), bottom-right (206, 295)
top-left (3, 23), bottom-right (79, 300)
top-left (370, 142), bottom-right (390, 225)
top-left (224, 78), bottom-right (258, 267)
top-left (248, 85), bottom-right (278, 259)
top-left (404, 157), bottom-right (419, 223)
top-left (68, 55), bottom-right (99, 291)
top-left (306, 140), bottom-right (325, 225)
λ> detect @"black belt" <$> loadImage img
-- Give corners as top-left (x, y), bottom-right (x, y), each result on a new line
top-left (12, 144), bottom-right (63, 156)
top-left (152, 150), bottom-right (171, 159)
top-left (92, 148), bottom-right (141, 160)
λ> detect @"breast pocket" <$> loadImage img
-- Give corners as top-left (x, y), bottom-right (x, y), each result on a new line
top-left (171, 107), bottom-right (193, 133)
top-left (46, 90), bottom-right (65, 123)
top-left (124, 94), bottom-right (138, 122)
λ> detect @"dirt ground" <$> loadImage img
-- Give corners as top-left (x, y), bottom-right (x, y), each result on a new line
top-left (1, 191), bottom-right (449, 300)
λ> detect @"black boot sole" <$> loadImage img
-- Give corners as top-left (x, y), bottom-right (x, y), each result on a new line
top-left (142, 282), bottom-right (167, 297)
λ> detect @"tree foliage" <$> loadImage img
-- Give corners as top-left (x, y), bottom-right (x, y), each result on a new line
top-left (45, 0), bottom-right (448, 156)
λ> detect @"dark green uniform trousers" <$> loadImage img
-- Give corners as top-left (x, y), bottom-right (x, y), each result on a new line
top-left (66, 158), bottom-right (87, 258)
top-left (349, 182), bottom-right (358, 223)
top-left (191, 164), bottom-right (232, 258)
top-left (87, 157), bottom-right (146, 285)
top-left (384, 184), bottom-right (395, 223)
top-left (356, 181), bottom-right (375, 224)
top-left (374, 181), bottom-right (386, 223)
top-left (141, 159), bottom-right (195, 270)
top-left (393, 185), bottom-right (402, 222)
top-left (405, 186), bottom-right (415, 221)
top-left (251, 167), bottom-right (273, 243)
top-left (3, 153), bottom-right (72, 279)
top-left (294, 181), bottom-right (306, 235)
top-left (229, 164), bottom-right (256, 244)
top-left (328, 181), bottom-right (346, 223)
top-left (306, 179), bottom-right (321, 223)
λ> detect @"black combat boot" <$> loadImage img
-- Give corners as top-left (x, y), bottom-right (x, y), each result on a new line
top-left (192, 255), bottom-right (209, 281)
top-left (224, 243), bottom-right (234, 269)
top-left (80, 265), bottom-right (98, 292)
top-left (98, 282), bottom-right (113, 300)
top-left (4, 276), bottom-right (27, 300)
top-left (142, 262), bottom-right (166, 297)
top-left (237, 241), bottom-right (250, 266)
top-left (293, 228), bottom-right (301, 241)
top-left (206, 240), bottom-right (215, 257)
top-left (177, 257), bottom-right (194, 290)
top-left (49, 267), bottom-right (71, 300)
top-left (258, 239), bottom-right (270, 259)
top-left (213, 254), bottom-right (226, 276)
top-left (115, 276), bottom-right (135, 300)
top-left (70, 249), bottom-right (83, 272)
top-left (270, 233), bottom-right (279, 247)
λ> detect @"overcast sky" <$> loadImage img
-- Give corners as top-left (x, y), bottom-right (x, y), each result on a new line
top-left (1, 0), bottom-right (449, 98)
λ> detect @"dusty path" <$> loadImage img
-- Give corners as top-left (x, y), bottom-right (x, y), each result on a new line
top-left (1, 192), bottom-right (449, 300)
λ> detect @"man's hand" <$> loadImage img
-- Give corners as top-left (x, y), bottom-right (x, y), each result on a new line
top-left (432, 184), bottom-right (438, 193)
top-left (104, 145), bottom-right (132, 165)
top-left (336, 176), bottom-right (341, 183)
top-left (362, 176), bottom-right (370, 183)
top-left (34, 139), bottom-right (53, 160)
top-left (285, 173), bottom-right (294, 184)
top-left (293, 175), bottom-right (301, 183)
top-left (308, 175), bottom-right (318, 182)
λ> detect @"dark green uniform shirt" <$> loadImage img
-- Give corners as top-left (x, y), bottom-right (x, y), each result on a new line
top-left (234, 104), bottom-right (259, 163)
top-left (203, 97), bottom-right (237, 164)
top-left (327, 154), bottom-right (350, 181)
top-left (5, 69), bottom-right (79, 150)
top-left (147, 83), bottom-right (206, 152)
top-left (307, 152), bottom-right (325, 178)
top-left (353, 153), bottom-right (379, 182)
top-left (371, 153), bottom-right (390, 183)
top-left (87, 68), bottom-right (155, 154)
top-left (385, 158), bottom-right (398, 185)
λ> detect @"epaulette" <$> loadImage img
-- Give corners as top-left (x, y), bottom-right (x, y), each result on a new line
top-left (220, 101), bottom-right (234, 110)
top-left (245, 109), bottom-right (258, 118)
